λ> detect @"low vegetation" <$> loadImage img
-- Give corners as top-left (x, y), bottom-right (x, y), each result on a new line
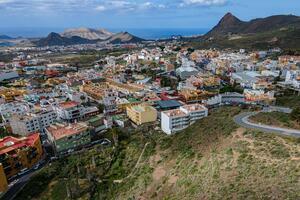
top-left (249, 111), bottom-right (300, 130)
top-left (187, 27), bottom-right (300, 51)
top-left (15, 107), bottom-right (300, 200)
top-left (276, 94), bottom-right (300, 109)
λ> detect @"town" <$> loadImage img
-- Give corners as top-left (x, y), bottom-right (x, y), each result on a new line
top-left (1, 39), bottom-right (300, 197)
top-left (0, 1), bottom-right (300, 197)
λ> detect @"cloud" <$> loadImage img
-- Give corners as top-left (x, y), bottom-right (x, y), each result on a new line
top-left (95, 5), bottom-right (106, 12)
top-left (139, 2), bottom-right (167, 9)
top-left (0, 0), bottom-right (88, 11)
top-left (0, 0), bottom-right (167, 13)
top-left (0, 0), bottom-right (225, 14)
top-left (0, 0), bottom-right (13, 3)
top-left (181, 0), bottom-right (228, 7)
top-left (94, 0), bottom-right (167, 12)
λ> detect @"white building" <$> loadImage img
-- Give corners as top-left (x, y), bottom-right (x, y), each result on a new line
top-left (176, 58), bottom-right (198, 80)
top-left (161, 103), bottom-right (208, 135)
top-left (231, 71), bottom-right (262, 88)
top-left (0, 102), bottom-right (32, 122)
top-left (67, 91), bottom-right (87, 103)
top-left (283, 70), bottom-right (300, 88)
top-left (9, 108), bottom-right (57, 136)
top-left (103, 90), bottom-right (118, 114)
top-left (54, 101), bottom-right (85, 122)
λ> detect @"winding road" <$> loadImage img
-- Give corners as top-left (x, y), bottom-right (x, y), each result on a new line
top-left (234, 111), bottom-right (300, 138)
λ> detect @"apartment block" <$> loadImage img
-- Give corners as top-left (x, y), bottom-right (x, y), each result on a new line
top-left (103, 90), bottom-right (118, 114)
top-left (80, 82), bottom-right (108, 100)
top-left (9, 108), bottom-right (57, 136)
top-left (126, 104), bottom-right (157, 125)
top-left (45, 122), bottom-right (90, 154)
top-left (0, 133), bottom-right (43, 181)
top-left (161, 103), bottom-right (208, 135)
top-left (54, 101), bottom-right (85, 123)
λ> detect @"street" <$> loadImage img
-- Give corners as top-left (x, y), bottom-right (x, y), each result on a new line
top-left (234, 112), bottom-right (300, 138)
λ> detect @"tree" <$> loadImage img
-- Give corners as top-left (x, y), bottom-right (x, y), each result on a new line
top-left (291, 107), bottom-right (300, 123)
top-left (187, 47), bottom-right (195, 53)
top-left (158, 45), bottom-right (165, 51)
top-left (0, 127), bottom-right (10, 139)
top-left (97, 104), bottom-right (105, 113)
top-left (80, 95), bottom-right (86, 101)
top-left (160, 76), bottom-right (178, 90)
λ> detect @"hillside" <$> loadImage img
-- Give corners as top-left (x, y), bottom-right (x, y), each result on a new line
top-left (61, 28), bottom-right (113, 40)
top-left (108, 32), bottom-right (145, 44)
top-left (186, 13), bottom-right (300, 50)
top-left (188, 27), bottom-right (300, 50)
top-left (35, 32), bottom-right (94, 46)
top-left (0, 35), bottom-right (13, 40)
top-left (15, 107), bottom-right (300, 200)
top-left (35, 31), bottom-right (145, 46)
top-left (206, 12), bottom-right (300, 37)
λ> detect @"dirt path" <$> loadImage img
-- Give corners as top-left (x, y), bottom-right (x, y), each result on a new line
top-left (114, 142), bottom-right (150, 183)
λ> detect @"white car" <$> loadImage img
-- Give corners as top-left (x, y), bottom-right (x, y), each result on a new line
top-left (8, 179), bottom-right (19, 187)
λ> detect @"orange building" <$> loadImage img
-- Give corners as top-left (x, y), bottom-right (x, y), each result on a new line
top-left (0, 88), bottom-right (27, 102)
top-left (278, 56), bottom-right (300, 65)
top-left (0, 163), bottom-right (8, 193)
top-left (179, 89), bottom-right (215, 103)
top-left (0, 133), bottom-right (43, 183)
top-left (80, 82), bottom-right (108, 100)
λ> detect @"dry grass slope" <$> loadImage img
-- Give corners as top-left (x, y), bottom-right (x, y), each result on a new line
top-left (15, 107), bottom-right (300, 200)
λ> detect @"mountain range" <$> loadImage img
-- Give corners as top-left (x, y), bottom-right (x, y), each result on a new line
top-left (35, 32), bottom-right (94, 46)
top-left (193, 12), bottom-right (300, 50)
top-left (0, 35), bottom-right (14, 40)
top-left (1, 13), bottom-right (300, 48)
top-left (61, 28), bottom-right (113, 40)
top-left (206, 12), bottom-right (300, 37)
top-left (34, 29), bottom-right (145, 46)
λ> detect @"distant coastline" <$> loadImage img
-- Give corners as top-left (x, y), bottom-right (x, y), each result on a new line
top-left (0, 27), bottom-right (209, 40)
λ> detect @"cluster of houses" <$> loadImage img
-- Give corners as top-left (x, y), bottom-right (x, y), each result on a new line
top-left (1, 42), bottom-right (300, 193)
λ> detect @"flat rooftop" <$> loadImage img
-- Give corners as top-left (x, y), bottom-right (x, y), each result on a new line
top-left (181, 104), bottom-right (207, 112)
top-left (157, 100), bottom-right (182, 109)
top-left (130, 104), bottom-right (156, 113)
top-left (0, 133), bottom-right (40, 155)
top-left (59, 101), bottom-right (78, 109)
top-left (163, 109), bottom-right (187, 118)
top-left (47, 123), bottom-right (88, 140)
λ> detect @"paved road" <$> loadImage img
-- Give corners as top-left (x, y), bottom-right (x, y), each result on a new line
top-left (1, 139), bottom-right (111, 200)
top-left (234, 112), bottom-right (300, 138)
top-left (1, 170), bottom-right (36, 200)
top-left (1, 157), bottom-right (48, 200)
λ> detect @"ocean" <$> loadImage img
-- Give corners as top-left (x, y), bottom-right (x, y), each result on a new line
top-left (0, 27), bottom-right (209, 40)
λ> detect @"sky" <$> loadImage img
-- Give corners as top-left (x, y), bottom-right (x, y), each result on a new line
top-left (0, 0), bottom-right (300, 30)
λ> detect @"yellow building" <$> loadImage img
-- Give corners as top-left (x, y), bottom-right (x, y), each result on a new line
top-left (116, 98), bottom-right (141, 112)
top-left (106, 79), bottom-right (144, 94)
top-left (45, 78), bottom-right (65, 86)
top-left (126, 104), bottom-right (157, 125)
top-left (0, 133), bottom-right (43, 181)
top-left (0, 164), bottom-right (8, 193)
top-left (179, 89), bottom-right (215, 103)
top-left (80, 82), bottom-right (108, 100)
top-left (0, 87), bottom-right (27, 102)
